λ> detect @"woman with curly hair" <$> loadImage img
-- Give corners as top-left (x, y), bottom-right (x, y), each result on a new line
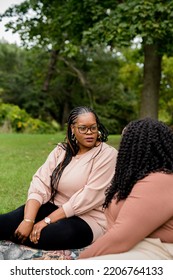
top-left (79, 117), bottom-right (173, 259)
top-left (0, 106), bottom-right (117, 250)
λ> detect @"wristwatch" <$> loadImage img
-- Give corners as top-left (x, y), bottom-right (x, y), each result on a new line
top-left (44, 217), bottom-right (51, 224)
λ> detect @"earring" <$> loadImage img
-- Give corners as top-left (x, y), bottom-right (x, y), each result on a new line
top-left (71, 133), bottom-right (76, 141)
top-left (98, 131), bottom-right (101, 139)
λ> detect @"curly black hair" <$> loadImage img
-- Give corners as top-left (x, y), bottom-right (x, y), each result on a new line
top-left (103, 117), bottom-right (173, 208)
top-left (50, 106), bottom-right (109, 202)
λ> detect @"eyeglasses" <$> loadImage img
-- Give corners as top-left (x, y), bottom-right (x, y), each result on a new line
top-left (74, 125), bottom-right (98, 134)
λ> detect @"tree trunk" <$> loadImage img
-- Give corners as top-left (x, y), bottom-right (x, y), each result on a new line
top-left (140, 44), bottom-right (162, 119)
top-left (42, 49), bottom-right (59, 92)
top-left (61, 101), bottom-right (70, 129)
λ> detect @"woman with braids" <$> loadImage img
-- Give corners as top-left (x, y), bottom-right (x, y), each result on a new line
top-left (0, 106), bottom-right (117, 250)
top-left (79, 118), bottom-right (173, 260)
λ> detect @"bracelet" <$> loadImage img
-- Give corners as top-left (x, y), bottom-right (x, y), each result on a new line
top-left (24, 218), bottom-right (35, 224)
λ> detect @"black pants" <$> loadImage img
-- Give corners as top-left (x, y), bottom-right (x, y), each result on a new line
top-left (0, 202), bottom-right (93, 250)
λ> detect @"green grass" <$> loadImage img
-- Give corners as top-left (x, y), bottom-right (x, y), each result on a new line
top-left (0, 133), bottom-right (120, 213)
top-left (107, 134), bottom-right (121, 148)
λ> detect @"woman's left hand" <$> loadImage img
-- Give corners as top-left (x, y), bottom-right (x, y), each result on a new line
top-left (29, 220), bottom-right (47, 244)
top-left (29, 207), bottom-right (66, 244)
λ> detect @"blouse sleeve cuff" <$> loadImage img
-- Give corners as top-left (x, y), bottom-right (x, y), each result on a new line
top-left (27, 193), bottom-right (43, 205)
top-left (62, 202), bottom-right (75, 218)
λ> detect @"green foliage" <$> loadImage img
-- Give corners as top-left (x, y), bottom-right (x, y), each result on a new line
top-left (82, 0), bottom-right (173, 55)
top-left (0, 42), bottom-right (58, 123)
top-left (0, 103), bottom-right (58, 133)
top-left (0, 40), bottom-right (158, 133)
top-left (0, 0), bottom-right (118, 51)
top-left (159, 55), bottom-right (173, 124)
top-left (1, 1), bottom-right (173, 127)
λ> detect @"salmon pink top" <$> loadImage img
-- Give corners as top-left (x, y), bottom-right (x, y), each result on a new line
top-left (79, 172), bottom-right (173, 257)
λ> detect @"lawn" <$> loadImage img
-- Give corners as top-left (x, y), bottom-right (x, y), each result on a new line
top-left (0, 133), bottom-right (120, 213)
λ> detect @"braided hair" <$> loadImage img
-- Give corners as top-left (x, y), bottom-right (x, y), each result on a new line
top-left (50, 106), bottom-right (109, 202)
top-left (103, 117), bottom-right (173, 208)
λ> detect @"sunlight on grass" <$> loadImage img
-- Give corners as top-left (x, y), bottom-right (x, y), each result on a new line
top-left (0, 133), bottom-right (65, 213)
top-left (0, 133), bottom-right (120, 213)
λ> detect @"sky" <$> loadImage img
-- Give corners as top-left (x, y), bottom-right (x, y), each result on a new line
top-left (0, 0), bottom-right (23, 45)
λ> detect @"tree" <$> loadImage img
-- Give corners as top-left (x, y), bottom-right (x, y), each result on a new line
top-left (159, 55), bottom-right (173, 124)
top-left (2, 0), bottom-right (172, 122)
top-left (82, 0), bottom-right (173, 119)
top-left (0, 42), bottom-right (52, 120)
top-left (0, 0), bottom-right (119, 123)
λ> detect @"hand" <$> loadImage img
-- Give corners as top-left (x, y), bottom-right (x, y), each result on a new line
top-left (29, 220), bottom-right (47, 244)
top-left (14, 220), bottom-right (34, 243)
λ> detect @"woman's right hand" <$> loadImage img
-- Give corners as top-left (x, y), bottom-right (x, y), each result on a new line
top-left (14, 220), bottom-right (34, 243)
top-left (14, 199), bottom-right (41, 243)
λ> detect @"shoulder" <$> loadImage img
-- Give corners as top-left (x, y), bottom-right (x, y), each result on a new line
top-left (50, 143), bottom-right (66, 158)
top-left (100, 142), bottom-right (118, 155)
top-left (133, 172), bottom-right (173, 194)
top-left (93, 142), bottom-right (118, 162)
top-left (139, 172), bottom-right (173, 184)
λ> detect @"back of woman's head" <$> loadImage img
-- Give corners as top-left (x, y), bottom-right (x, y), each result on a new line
top-left (104, 117), bottom-right (173, 207)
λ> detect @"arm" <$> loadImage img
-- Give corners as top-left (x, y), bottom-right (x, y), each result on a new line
top-left (29, 205), bottom-right (66, 244)
top-left (15, 200), bottom-right (67, 244)
top-left (27, 145), bottom-right (64, 204)
top-left (79, 173), bottom-right (173, 258)
top-left (30, 146), bottom-right (117, 244)
top-left (14, 199), bottom-right (41, 243)
top-left (15, 145), bottom-right (64, 243)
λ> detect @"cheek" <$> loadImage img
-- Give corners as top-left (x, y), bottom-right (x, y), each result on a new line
top-left (75, 133), bottom-right (83, 142)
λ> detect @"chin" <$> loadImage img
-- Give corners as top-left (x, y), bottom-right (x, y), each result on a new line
top-left (85, 142), bottom-right (96, 148)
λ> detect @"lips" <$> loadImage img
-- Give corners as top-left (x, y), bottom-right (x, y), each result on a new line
top-left (85, 137), bottom-right (94, 142)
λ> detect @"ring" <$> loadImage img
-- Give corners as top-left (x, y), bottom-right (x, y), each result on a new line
top-left (34, 231), bottom-right (37, 235)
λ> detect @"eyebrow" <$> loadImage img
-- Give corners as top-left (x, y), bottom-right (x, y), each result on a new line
top-left (77, 123), bottom-right (97, 126)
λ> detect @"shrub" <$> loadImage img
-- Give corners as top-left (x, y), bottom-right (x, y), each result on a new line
top-left (0, 103), bottom-right (58, 134)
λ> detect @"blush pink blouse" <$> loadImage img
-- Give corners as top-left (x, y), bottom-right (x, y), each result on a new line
top-left (27, 142), bottom-right (117, 241)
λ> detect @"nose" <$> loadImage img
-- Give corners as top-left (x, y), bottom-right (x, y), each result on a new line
top-left (86, 128), bottom-right (92, 134)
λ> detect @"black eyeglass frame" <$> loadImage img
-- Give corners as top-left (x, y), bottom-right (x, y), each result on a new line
top-left (73, 124), bottom-right (98, 134)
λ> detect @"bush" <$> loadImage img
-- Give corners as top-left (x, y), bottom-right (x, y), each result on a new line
top-left (0, 103), bottom-right (59, 134)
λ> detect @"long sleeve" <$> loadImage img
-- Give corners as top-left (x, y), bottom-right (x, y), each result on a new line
top-left (27, 144), bottom-right (64, 204)
top-left (62, 145), bottom-right (117, 217)
top-left (79, 173), bottom-right (173, 258)
top-left (27, 142), bottom-right (118, 241)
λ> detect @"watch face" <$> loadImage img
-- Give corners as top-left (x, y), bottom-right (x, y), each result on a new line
top-left (44, 217), bottom-right (51, 224)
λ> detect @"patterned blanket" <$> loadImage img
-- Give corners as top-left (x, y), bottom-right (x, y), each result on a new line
top-left (0, 240), bottom-right (83, 260)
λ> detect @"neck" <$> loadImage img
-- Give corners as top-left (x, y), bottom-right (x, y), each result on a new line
top-left (77, 141), bottom-right (101, 155)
